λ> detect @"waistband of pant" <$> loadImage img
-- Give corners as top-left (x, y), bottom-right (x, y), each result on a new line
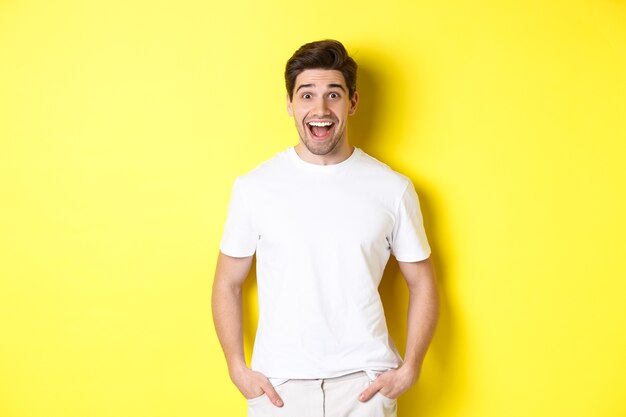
top-left (284, 371), bottom-right (368, 385)
top-left (323, 371), bottom-right (369, 383)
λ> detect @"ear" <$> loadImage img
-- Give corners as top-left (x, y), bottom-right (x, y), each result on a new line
top-left (286, 93), bottom-right (294, 116)
top-left (348, 91), bottom-right (359, 115)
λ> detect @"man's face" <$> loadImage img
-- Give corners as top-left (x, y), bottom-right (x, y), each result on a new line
top-left (287, 69), bottom-right (358, 157)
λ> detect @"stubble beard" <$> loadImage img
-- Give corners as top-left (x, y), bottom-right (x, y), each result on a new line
top-left (298, 123), bottom-right (346, 156)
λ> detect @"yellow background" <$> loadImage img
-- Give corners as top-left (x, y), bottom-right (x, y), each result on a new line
top-left (1, 1), bottom-right (625, 416)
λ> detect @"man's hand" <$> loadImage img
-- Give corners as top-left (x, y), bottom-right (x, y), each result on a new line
top-left (212, 253), bottom-right (283, 407)
top-left (230, 364), bottom-right (284, 407)
top-left (358, 257), bottom-right (438, 402)
top-left (358, 365), bottom-right (421, 402)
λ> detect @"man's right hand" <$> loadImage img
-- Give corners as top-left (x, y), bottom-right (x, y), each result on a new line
top-left (230, 365), bottom-right (284, 407)
top-left (212, 252), bottom-right (283, 408)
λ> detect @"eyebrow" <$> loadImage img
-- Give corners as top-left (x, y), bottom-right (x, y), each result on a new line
top-left (296, 83), bottom-right (347, 93)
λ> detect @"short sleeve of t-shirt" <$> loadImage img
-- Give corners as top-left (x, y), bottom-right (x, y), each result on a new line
top-left (219, 178), bottom-right (257, 257)
top-left (391, 182), bottom-right (431, 262)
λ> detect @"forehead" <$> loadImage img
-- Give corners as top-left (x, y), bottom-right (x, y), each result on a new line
top-left (294, 69), bottom-right (347, 89)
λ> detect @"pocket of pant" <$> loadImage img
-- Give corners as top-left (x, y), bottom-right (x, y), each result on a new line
top-left (246, 393), bottom-right (267, 405)
top-left (376, 392), bottom-right (397, 404)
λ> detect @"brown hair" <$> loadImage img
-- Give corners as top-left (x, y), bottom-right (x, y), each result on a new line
top-left (285, 39), bottom-right (357, 100)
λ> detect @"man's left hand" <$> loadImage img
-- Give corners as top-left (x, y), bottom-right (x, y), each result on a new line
top-left (358, 365), bottom-right (421, 402)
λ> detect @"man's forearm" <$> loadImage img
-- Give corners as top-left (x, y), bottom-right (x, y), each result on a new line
top-left (211, 253), bottom-right (283, 405)
top-left (358, 258), bottom-right (439, 401)
top-left (211, 253), bottom-right (253, 373)
top-left (212, 281), bottom-right (247, 372)
top-left (399, 258), bottom-right (439, 373)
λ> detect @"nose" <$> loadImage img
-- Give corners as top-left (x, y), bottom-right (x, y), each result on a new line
top-left (312, 97), bottom-right (331, 117)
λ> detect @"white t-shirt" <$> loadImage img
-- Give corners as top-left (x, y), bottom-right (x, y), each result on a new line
top-left (220, 147), bottom-right (431, 380)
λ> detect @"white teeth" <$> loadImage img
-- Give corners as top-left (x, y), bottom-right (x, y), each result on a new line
top-left (308, 121), bottom-right (333, 127)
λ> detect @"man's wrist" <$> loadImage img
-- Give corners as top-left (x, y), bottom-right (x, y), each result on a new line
top-left (398, 360), bottom-right (422, 383)
top-left (402, 351), bottom-right (426, 370)
top-left (227, 360), bottom-right (249, 378)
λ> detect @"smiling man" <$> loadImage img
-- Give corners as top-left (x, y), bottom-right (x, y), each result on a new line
top-left (288, 68), bottom-right (356, 160)
top-left (212, 40), bottom-right (439, 417)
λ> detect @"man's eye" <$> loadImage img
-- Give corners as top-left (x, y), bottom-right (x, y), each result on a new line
top-left (329, 93), bottom-right (339, 99)
top-left (302, 93), bottom-right (312, 99)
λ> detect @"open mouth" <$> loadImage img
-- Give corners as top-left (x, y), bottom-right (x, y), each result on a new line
top-left (307, 121), bottom-right (334, 140)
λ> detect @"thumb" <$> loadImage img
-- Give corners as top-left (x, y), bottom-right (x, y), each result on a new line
top-left (358, 382), bottom-right (380, 403)
top-left (261, 381), bottom-right (284, 408)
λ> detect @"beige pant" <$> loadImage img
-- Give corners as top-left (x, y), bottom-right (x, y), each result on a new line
top-left (247, 371), bottom-right (397, 417)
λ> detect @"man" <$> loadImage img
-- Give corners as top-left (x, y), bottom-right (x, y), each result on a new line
top-left (212, 39), bottom-right (439, 417)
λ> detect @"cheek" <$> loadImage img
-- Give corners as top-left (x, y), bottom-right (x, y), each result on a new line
top-left (334, 108), bottom-right (348, 119)
top-left (296, 108), bottom-right (309, 121)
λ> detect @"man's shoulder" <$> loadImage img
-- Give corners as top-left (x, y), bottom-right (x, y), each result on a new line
top-left (236, 147), bottom-right (292, 183)
top-left (355, 149), bottom-right (412, 189)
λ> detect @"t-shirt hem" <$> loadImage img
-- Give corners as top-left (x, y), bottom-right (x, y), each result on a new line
top-left (260, 365), bottom-right (398, 382)
top-left (267, 369), bottom-right (388, 387)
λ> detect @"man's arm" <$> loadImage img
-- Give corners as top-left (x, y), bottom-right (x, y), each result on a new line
top-left (359, 256), bottom-right (439, 401)
top-left (211, 252), bottom-right (284, 407)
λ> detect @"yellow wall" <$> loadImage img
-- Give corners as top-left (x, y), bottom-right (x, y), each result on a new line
top-left (1, 1), bottom-right (625, 416)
